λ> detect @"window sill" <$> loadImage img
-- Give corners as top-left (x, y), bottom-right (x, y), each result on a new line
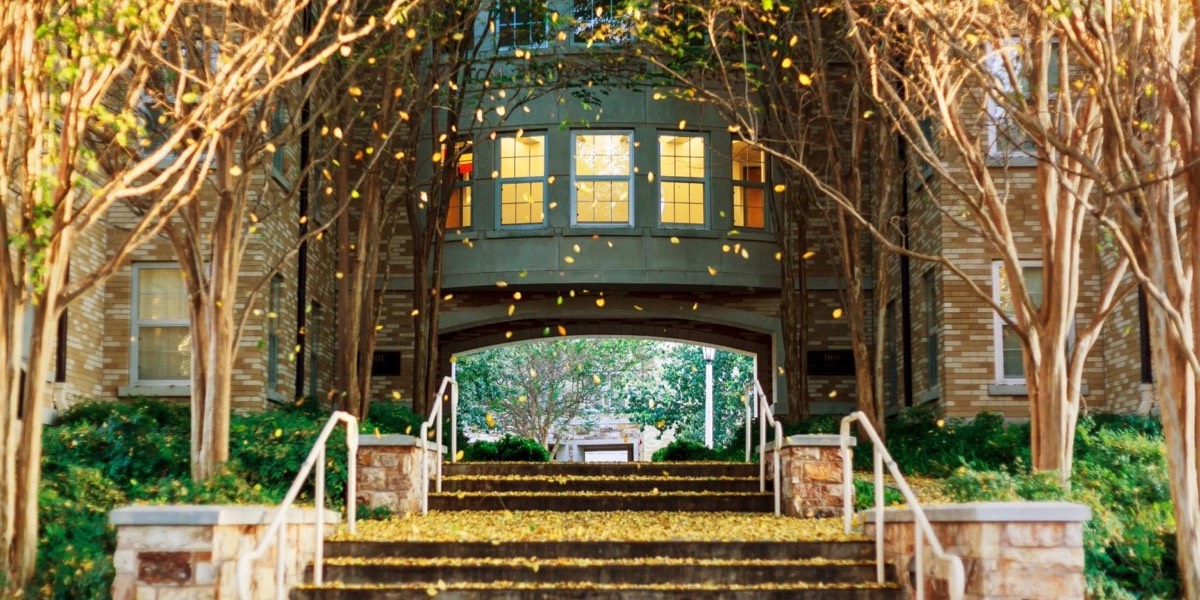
top-left (918, 386), bottom-right (941, 404)
top-left (119, 384), bottom-right (191, 398)
top-left (987, 383), bottom-right (1088, 396)
top-left (986, 154), bottom-right (1038, 168)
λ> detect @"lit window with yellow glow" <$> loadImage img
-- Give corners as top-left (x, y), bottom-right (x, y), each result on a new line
top-left (447, 143), bottom-right (473, 229)
top-left (498, 133), bottom-right (546, 226)
top-left (732, 141), bottom-right (766, 229)
top-left (659, 133), bottom-right (706, 226)
top-left (573, 132), bottom-right (632, 225)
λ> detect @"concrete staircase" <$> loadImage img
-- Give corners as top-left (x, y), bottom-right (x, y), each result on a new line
top-left (292, 462), bottom-right (902, 599)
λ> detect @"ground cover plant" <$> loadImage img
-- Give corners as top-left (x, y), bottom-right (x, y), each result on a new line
top-left (36, 397), bottom-right (422, 600)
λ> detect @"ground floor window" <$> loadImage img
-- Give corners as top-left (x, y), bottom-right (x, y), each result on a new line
top-left (992, 260), bottom-right (1043, 382)
top-left (132, 263), bottom-right (190, 383)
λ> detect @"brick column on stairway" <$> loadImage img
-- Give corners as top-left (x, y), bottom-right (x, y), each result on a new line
top-left (109, 505), bottom-right (338, 600)
top-left (862, 501), bottom-right (1091, 600)
top-left (356, 434), bottom-right (446, 515)
top-left (761, 434), bottom-right (856, 518)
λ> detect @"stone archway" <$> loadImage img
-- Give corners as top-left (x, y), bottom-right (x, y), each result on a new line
top-left (437, 295), bottom-right (787, 412)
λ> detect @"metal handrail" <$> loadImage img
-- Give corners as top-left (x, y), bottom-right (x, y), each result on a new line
top-left (742, 380), bottom-right (782, 516)
top-left (236, 411), bottom-right (358, 600)
top-left (420, 375), bottom-right (458, 515)
top-left (840, 411), bottom-right (964, 600)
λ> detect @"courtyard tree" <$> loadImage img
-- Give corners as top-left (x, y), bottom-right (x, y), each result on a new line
top-left (839, 0), bottom-right (1132, 480)
top-left (1045, 0), bottom-right (1200, 593)
top-left (455, 339), bottom-right (665, 449)
top-left (630, 1), bottom-right (902, 435)
top-left (140, 0), bottom-right (412, 479)
top-left (0, 0), bottom-right (250, 587)
top-left (634, 344), bottom-right (756, 450)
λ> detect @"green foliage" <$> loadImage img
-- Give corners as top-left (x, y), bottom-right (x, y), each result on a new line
top-left (651, 439), bottom-right (727, 462)
top-left (941, 418), bottom-right (1176, 599)
top-left (43, 399), bottom-right (190, 485)
top-left (365, 402), bottom-right (424, 435)
top-left (229, 405), bottom-right (350, 506)
top-left (852, 478), bottom-right (904, 511)
top-left (647, 344), bottom-right (756, 450)
top-left (461, 435), bottom-right (550, 462)
top-left (36, 467), bottom-right (126, 600)
top-left (861, 406), bottom-right (1029, 476)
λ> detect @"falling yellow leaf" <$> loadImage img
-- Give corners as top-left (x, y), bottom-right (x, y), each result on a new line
top-left (670, 237), bottom-right (680, 244)
top-left (832, 308), bottom-right (844, 319)
top-left (798, 73), bottom-right (813, 86)
top-left (392, 391), bottom-right (401, 400)
top-left (773, 184), bottom-right (786, 193)
top-left (595, 298), bottom-right (606, 307)
top-left (828, 390), bottom-right (838, 398)
top-left (781, 57), bottom-right (793, 69)
top-left (707, 266), bottom-right (718, 276)
top-left (508, 305), bottom-right (516, 316)
top-left (678, 119), bottom-right (687, 129)
top-left (455, 450), bottom-right (464, 461)
top-left (592, 374), bottom-right (602, 385)
top-left (486, 413), bottom-right (496, 428)
top-left (529, 368), bottom-right (538, 378)
top-left (513, 292), bottom-right (523, 300)
top-left (518, 395), bottom-right (527, 403)
top-left (505, 331), bottom-right (513, 339)
top-left (273, 428), bottom-right (282, 438)
top-left (802, 250), bottom-right (816, 260)
top-left (496, 281), bottom-right (509, 288)
top-left (564, 256), bottom-right (575, 264)
top-left (557, 325), bottom-right (567, 336)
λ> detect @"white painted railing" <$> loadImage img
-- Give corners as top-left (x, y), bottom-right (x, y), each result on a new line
top-left (742, 379), bottom-right (782, 516)
top-left (420, 375), bottom-right (458, 515)
top-left (840, 411), bottom-right (964, 600)
top-left (237, 411), bottom-right (358, 600)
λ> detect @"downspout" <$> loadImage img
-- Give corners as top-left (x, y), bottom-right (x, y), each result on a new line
top-left (898, 131), bottom-right (914, 407)
top-left (293, 5), bottom-right (314, 399)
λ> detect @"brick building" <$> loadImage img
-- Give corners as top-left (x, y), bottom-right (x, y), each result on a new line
top-left (44, 2), bottom-right (1151, 422)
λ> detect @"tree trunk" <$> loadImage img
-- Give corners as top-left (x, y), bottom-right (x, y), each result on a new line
top-left (779, 186), bottom-right (809, 421)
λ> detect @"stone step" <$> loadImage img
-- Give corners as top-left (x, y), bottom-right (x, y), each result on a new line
top-left (443, 462), bottom-right (759, 478)
top-left (324, 540), bottom-right (876, 561)
top-left (441, 476), bottom-right (762, 493)
top-left (426, 492), bottom-right (774, 512)
top-left (293, 583), bottom-right (905, 600)
top-left (314, 558), bottom-right (890, 586)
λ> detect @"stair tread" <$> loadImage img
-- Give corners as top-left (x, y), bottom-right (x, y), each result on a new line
top-left (431, 491), bottom-right (771, 497)
top-left (324, 557), bottom-right (875, 567)
top-left (297, 581), bottom-right (900, 591)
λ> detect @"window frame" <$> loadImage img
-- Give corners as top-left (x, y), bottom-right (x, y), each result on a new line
top-left (130, 263), bottom-right (191, 386)
top-left (991, 259), bottom-right (1042, 384)
top-left (493, 1), bottom-right (549, 51)
top-left (571, 0), bottom-right (634, 46)
top-left (447, 140), bottom-right (474, 230)
top-left (984, 37), bottom-right (1059, 163)
top-left (266, 274), bottom-right (283, 392)
top-left (657, 131), bottom-right (709, 228)
top-left (924, 269), bottom-right (939, 388)
top-left (570, 130), bottom-right (635, 227)
top-left (731, 140), bottom-right (767, 230)
top-left (495, 131), bottom-right (549, 228)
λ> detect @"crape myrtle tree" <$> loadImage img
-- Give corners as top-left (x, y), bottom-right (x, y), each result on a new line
top-left (139, 0), bottom-right (413, 480)
top-left (455, 338), bottom-right (666, 449)
top-left (0, 0), bottom-right (294, 587)
top-left (629, 1), bottom-right (901, 435)
top-left (840, 0), bottom-right (1131, 481)
top-left (1039, 0), bottom-right (1200, 594)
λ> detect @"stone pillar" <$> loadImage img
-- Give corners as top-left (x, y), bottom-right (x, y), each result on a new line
top-left (762, 434), bottom-right (856, 518)
top-left (110, 505), bottom-right (339, 600)
top-left (862, 501), bottom-right (1091, 600)
top-left (356, 434), bottom-right (444, 515)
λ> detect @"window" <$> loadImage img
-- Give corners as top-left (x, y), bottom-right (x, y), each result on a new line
top-left (270, 102), bottom-right (287, 178)
top-left (984, 38), bottom-right (1059, 160)
top-left (732, 141), bottom-right (766, 229)
top-left (448, 142), bottom-right (473, 229)
top-left (498, 133), bottom-right (546, 226)
top-left (132, 264), bottom-right (190, 383)
top-left (573, 132), bottom-right (633, 225)
top-left (307, 302), bottom-right (322, 400)
top-left (992, 261), bottom-right (1043, 382)
top-left (267, 275), bottom-right (282, 391)
top-left (659, 133), bottom-right (707, 226)
top-left (495, 1), bottom-right (547, 49)
top-left (573, 0), bottom-right (633, 44)
top-left (924, 269), bottom-right (939, 387)
top-left (885, 301), bottom-right (899, 408)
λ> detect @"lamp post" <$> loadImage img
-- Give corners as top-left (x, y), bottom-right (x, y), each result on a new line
top-left (703, 346), bottom-right (716, 449)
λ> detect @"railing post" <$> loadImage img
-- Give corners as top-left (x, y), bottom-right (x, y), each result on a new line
top-left (841, 418), bottom-right (853, 535)
top-left (744, 386), bottom-right (752, 463)
top-left (435, 397), bottom-right (444, 494)
top-left (451, 381), bottom-right (459, 463)
top-left (346, 424), bottom-right (357, 535)
top-left (314, 451), bottom-right (325, 586)
top-left (275, 516), bottom-right (285, 600)
top-left (758, 396), bottom-right (767, 493)
top-left (915, 517), bottom-right (925, 600)
top-left (420, 423), bottom-right (429, 515)
top-left (874, 446), bottom-right (884, 585)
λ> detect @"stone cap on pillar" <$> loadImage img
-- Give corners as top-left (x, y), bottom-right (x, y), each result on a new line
top-left (755, 434), bottom-right (856, 453)
top-left (109, 505), bottom-right (341, 527)
top-left (860, 501), bottom-right (1092, 524)
top-left (358, 433), bottom-right (447, 452)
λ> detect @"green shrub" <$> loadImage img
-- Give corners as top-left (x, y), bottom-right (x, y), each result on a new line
top-left (42, 401), bottom-right (190, 485)
top-left (229, 406), bottom-right (349, 506)
top-left (943, 424), bottom-right (1176, 600)
top-left (462, 435), bottom-right (550, 461)
top-left (852, 478), bottom-right (904, 511)
top-left (365, 402), bottom-right (424, 435)
top-left (36, 467), bottom-right (126, 600)
top-left (652, 439), bottom-right (726, 462)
